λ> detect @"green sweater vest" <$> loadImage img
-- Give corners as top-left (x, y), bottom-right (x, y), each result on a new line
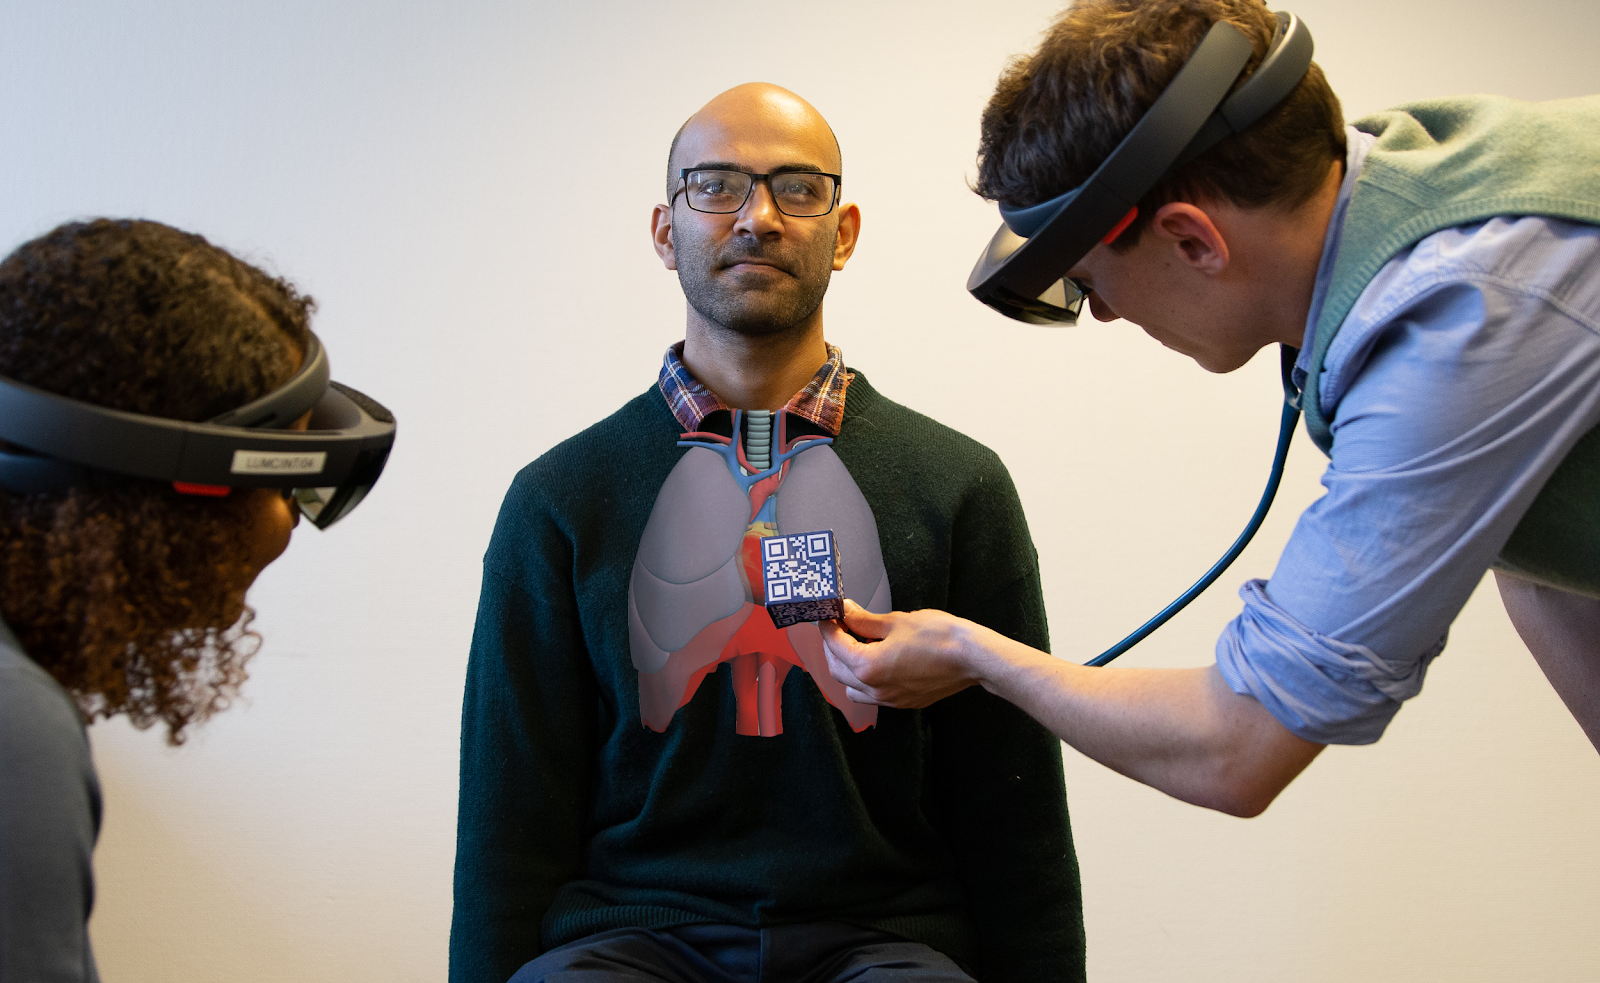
top-left (449, 373), bottom-right (1086, 983)
top-left (1304, 94), bottom-right (1600, 594)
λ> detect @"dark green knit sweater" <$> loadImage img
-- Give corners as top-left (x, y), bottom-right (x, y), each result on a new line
top-left (449, 372), bottom-right (1085, 983)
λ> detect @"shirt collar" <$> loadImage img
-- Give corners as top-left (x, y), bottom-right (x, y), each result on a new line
top-left (657, 340), bottom-right (854, 435)
top-left (1295, 126), bottom-right (1378, 387)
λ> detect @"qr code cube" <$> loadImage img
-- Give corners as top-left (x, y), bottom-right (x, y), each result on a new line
top-left (761, 529), bottom-right (845, 628)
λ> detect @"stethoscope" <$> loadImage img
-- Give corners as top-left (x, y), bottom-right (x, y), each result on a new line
top-left (1086, 344), bottom-right (1301, 666)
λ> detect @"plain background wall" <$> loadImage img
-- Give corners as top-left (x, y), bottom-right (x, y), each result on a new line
top-left (3, 1), bottom-right (1598, 980)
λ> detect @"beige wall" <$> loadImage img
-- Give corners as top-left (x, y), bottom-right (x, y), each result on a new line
top-left (3, 0), bottom-right (1598, 979)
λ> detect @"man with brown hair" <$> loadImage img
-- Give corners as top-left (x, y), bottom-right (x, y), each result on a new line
top-left (824, 0), bottom-right (1600, 815)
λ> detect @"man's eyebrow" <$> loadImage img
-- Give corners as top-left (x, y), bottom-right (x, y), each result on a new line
top-left (683, 161), bottom-right (829, 174)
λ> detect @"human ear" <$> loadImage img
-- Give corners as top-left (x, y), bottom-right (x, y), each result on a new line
top-left (831, 202), bottom-right (861, 271)
top-left (651, 203), bottom-right (677, 271)
top-left (1150, 202), bottom-right (1230, 275)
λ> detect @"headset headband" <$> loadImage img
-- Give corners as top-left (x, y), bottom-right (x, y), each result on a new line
top-left (0, 329), bottom-right (396, 529)
top-left (967, 11), bottom-right (1314, 324)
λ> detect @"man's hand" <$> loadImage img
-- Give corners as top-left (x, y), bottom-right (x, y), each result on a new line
top-left (819, 600), bottom-right (986, 708)
top-left (821, 598), bottom-right (1326, 817)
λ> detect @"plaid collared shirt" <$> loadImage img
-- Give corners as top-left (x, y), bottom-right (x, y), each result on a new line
top-left (657, 341), bottom-right (853, 435)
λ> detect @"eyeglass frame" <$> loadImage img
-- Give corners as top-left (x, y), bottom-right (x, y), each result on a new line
top-left (671, 167), bottom-right (843, 217)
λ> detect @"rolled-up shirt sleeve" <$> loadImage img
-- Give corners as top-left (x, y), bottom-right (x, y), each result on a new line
top-left (1218, 579), bottom-right (1446, 744)
top-left (1221, 215), bottom-right (1600, 745)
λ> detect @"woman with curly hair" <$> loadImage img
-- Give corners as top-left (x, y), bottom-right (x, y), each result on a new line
top-left (0, 218), bottom-right (345, 981)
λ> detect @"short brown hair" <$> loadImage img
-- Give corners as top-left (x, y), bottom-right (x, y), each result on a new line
top-left (0, 219), bottom-right (313, 743)
top-left (975, 0), bottom-right (1345, 249)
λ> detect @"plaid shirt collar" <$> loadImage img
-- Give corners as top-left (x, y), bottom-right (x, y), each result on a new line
top-left (657, 340), bottom-right (853, 435)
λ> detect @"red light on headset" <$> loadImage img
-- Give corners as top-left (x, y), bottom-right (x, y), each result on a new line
top-left (173, 482), bottom-right (231, 497)
top-left (1102, 206), bottom-right (1139, 245)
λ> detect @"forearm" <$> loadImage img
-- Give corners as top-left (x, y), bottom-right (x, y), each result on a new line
top-left (956, 622), bottom-right (1323, 816)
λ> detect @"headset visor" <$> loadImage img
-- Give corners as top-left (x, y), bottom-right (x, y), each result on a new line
top-left (967, 13), bottom-right (1313, 325)
top-left (971, 222), bottom-right (1091, 325)
top-left (282, 382), bottom-right (394, 529)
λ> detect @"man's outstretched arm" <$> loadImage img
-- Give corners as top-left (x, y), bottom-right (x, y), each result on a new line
top-left (821, 602), bottom-right (1324, 817)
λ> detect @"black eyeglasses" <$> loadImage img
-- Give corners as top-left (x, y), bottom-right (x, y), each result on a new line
top-left (673, 168), bottom-right (841, 217)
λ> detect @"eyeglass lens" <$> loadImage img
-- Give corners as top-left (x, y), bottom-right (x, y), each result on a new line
top-left (683, 170), bottom-right (837, 217)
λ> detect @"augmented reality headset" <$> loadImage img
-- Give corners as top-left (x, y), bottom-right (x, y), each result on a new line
top-left (0, 331), bottom-right (395, 529)
top-left (967, 11), bottom-right (1315, 324)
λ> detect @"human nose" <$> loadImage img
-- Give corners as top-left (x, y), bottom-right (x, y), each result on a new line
top-left (732, 178), bottom-right (784, 235)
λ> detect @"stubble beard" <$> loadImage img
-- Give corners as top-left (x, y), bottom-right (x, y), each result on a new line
top-left (674, 225), bottom-right (835, 338)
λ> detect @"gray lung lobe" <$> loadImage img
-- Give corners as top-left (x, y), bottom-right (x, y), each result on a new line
top-left (628, 442), bottom-right (891, 671)
top-left (629, 447), bottom-right (749, 672)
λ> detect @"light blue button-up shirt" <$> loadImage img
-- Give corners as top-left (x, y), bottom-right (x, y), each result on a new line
top-left (1215, 128), bottom-right (1600, 745)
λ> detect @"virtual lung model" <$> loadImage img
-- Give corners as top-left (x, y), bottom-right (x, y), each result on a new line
top-left (761, 530), bottom-right (845, 628)
top-left (629, 410), bottom-right (890, 737)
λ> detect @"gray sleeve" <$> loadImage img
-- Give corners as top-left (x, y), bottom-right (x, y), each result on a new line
top-left (0, 658), bottom-right (103, 983)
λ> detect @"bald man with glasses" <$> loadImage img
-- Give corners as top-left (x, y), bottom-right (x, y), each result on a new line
top-left (449, 83), bottom-right (1087, 983)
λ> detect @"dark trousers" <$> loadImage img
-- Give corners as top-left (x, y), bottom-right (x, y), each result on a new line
top-left (508, 922), bottom-right (977, 983)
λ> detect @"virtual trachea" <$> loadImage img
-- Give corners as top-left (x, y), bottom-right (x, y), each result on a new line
top-left (745, 409), bottom-right (772, 472)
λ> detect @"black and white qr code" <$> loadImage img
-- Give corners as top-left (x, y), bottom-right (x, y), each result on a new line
top-left (762, 530), bottom-right (840, 602)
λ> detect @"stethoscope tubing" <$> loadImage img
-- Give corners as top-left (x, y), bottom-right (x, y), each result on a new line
top-left (1085, 344), bottom-right (1302, 667)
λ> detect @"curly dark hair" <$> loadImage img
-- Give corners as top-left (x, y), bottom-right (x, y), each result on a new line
top-left (0, 218), bottom-right (313, 743)
top-left (975, 0), bottom-right (1346, 250)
